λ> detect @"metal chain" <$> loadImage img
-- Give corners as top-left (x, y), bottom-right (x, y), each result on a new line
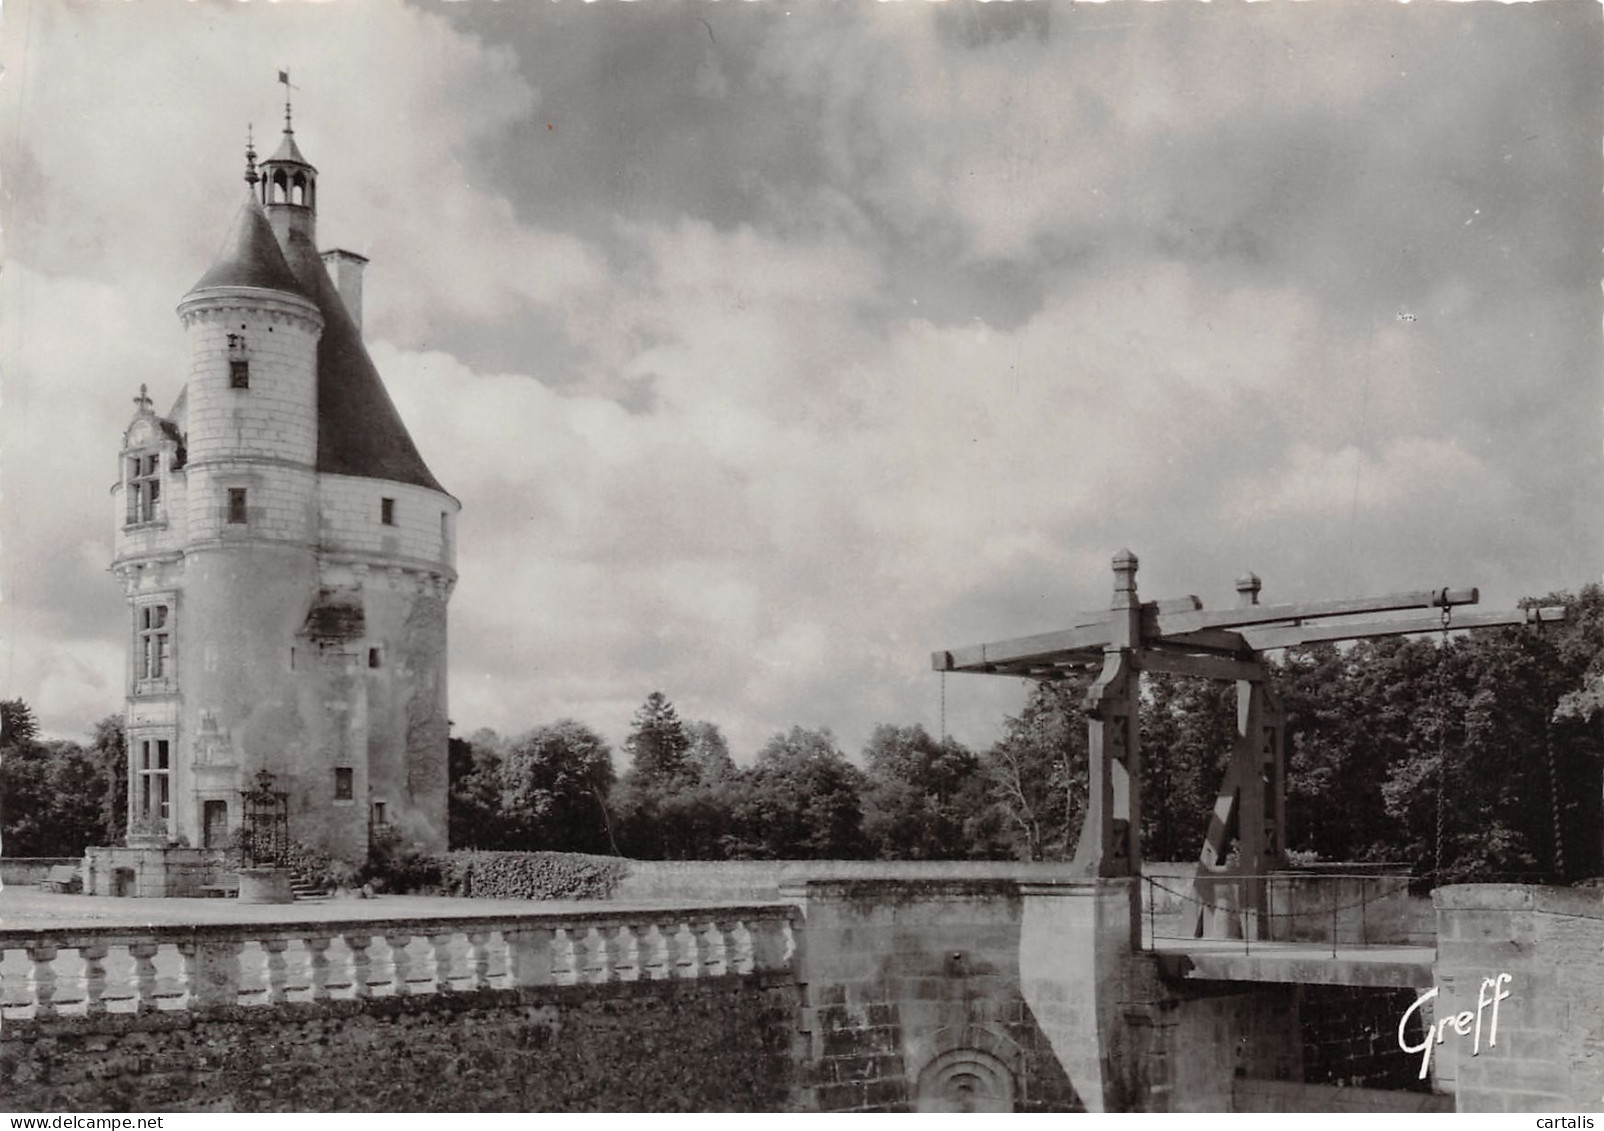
top-left (1536, 621), bottom-right (1566, 881)
top-left (1435, 605), bottom-right (1451, 880)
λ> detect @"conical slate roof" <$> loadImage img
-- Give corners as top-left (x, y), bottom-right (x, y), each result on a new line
top-left (279, 227), bottom-right (448, 495)
top-left (189, 192), bottom-right (311, 298)
top-left (266, 128), bottom-right (314, 169)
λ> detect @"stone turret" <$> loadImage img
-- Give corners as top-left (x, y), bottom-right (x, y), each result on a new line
top-left (96, 92), bottom-right (459, 891)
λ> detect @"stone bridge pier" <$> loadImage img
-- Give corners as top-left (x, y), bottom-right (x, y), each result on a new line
top-left (785, 875), bottom-right (1305, 1112)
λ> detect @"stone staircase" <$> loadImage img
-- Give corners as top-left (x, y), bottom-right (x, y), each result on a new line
top-left (289, 872), bottom-right (330, 902)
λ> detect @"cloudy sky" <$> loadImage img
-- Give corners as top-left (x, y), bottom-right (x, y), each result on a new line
top-left (2, 0), bottom-right (1599, 763)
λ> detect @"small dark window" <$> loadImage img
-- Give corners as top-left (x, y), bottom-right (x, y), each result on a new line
top-left (334, 768), bottom-right (353, 801)
top-left (230, 360), bottom-right (250, 389)
top-left (227, 488), bottom-right (248, 525)
top-left (371, 801), bottom-right (388, 827)
top-left (368, 647), bottom-right (381, 669)
top-left (381, 498), bottom-right (395, 526)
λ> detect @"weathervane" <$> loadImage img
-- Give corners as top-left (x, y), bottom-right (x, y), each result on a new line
top-left (278, 68), bottom-right (296, 133)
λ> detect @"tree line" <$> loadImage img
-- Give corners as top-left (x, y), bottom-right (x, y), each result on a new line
top-left (451, 584), bottom-right (1604, 881)
top-left (6, 585), bottom-right (1603, 880)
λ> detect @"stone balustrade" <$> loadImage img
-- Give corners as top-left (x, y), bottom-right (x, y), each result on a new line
top-left (0, 904), bottom-right (798, 1019)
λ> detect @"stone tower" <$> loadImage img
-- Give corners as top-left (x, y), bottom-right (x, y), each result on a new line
top-left (110, 108), bottom-right (458, 870)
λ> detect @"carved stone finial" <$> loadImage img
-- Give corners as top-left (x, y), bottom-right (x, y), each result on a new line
top-left (133, 384), bottom-right (154, 413)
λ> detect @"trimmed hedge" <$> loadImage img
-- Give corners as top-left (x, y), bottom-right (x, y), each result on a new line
top-left (439, 850), bottom-right (627, 901)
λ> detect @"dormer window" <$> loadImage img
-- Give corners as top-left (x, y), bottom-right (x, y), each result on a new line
top-left (127, 453), bottom-right (161, 524)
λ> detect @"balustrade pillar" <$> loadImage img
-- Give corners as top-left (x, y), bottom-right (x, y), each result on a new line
top-left (465, 931), bottom-right (491, 990)
top-left (27, 945), bottom-right (58, 1018)
top-left (429, 931), bottom-right (456, 992)
top-left (304, 936), bottom-right (332, 1001)
top-left (385, 934), bottom-right (413, 996)
top-left (129, 941), bottom-right (161, 1012)
top-left (583, 926), bottom-right (613, 984)
top-left (346, 935), bottom-right (373, 999)
top-left (640, 923), bottom-right (672, 981)
top-left (710, 921), bottom-right (739, 976)
top-left (80, 943), bottom-right (110, 1015)
top-left (553, 927), bottom-right (580, 985)
top-left (727, 920), bottom-right (756, 975)
top-left (612, 923), bottom-right (641, 982)
top-left (672, 921), bottom-right (701, 979)
top-left (262, 938), bottom-right (291, 1004)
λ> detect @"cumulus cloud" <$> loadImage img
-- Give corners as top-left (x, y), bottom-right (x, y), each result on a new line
top-left (2, 0), bottom-right (1597, 760)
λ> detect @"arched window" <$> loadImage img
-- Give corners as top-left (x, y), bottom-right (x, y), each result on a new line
top-left (292, 173), bottom-right (307, 206)
top-left (272, 170), bottom-right (288, 205)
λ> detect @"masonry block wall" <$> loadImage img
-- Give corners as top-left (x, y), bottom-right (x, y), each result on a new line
top-left (2, 979), bottom-right (800, 1113)
top-left (788, 878), bottom-right (1081, 1112)
top-left (1433, 884), bottom-right (1604, 1112)
top-left (1121, 975), bottom-right (1304, 1112)
top-left (1299, 985), bottom-right (1432, 1091)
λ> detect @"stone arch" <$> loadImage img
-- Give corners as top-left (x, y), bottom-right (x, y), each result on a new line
top-left (908, 1024), bottom-right (1026, 1113)
top-left (915, 1047), bottom-right (1017, 1113)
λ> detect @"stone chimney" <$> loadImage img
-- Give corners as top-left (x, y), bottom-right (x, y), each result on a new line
top-left (320, 249), bottom-right (369, 331)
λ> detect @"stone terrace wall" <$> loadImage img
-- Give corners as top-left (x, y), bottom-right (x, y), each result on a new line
top-left (614, 860), bottom-right (1087, 903)
top-left (0, 860), bottom-right (80, 886)
top-left (1433, 884), bottom-right (1604, 1112)
top-left (4, 979), bottom-right (799, 1112)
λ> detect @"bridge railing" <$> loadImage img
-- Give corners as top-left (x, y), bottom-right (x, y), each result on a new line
top-left (0, 904), bottom-right (799, 1019)
top-left (1141, 870), bottom-right (1433, 954)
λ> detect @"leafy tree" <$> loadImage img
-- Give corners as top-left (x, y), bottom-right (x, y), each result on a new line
top-left (685, 720), bottom-right (736, 783)
top-left (725, 727), bottom-right (868, 859)
top-left (1138, 675), bottom-right (1235, 861)
top-left (980, 681), bottom-right (1088, 861)
top-left (42, 740), bottom-right (110, 855)
top-left (0, 702), bottom-right (120, 856)
top-left (448, 730), bottom-right (508, 850)
top-left (861, 724), bottom-right (987, 859)
top-left (498, 720), bottom-right (618, 855)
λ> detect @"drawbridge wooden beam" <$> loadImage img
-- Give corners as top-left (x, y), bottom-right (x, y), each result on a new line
top-left (1145, 587), bottom-right (1482, 637)
top-left (1242, 605), bottom-right (1566, 651)
top-left (933, 586), bottom-right (1490, 675)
